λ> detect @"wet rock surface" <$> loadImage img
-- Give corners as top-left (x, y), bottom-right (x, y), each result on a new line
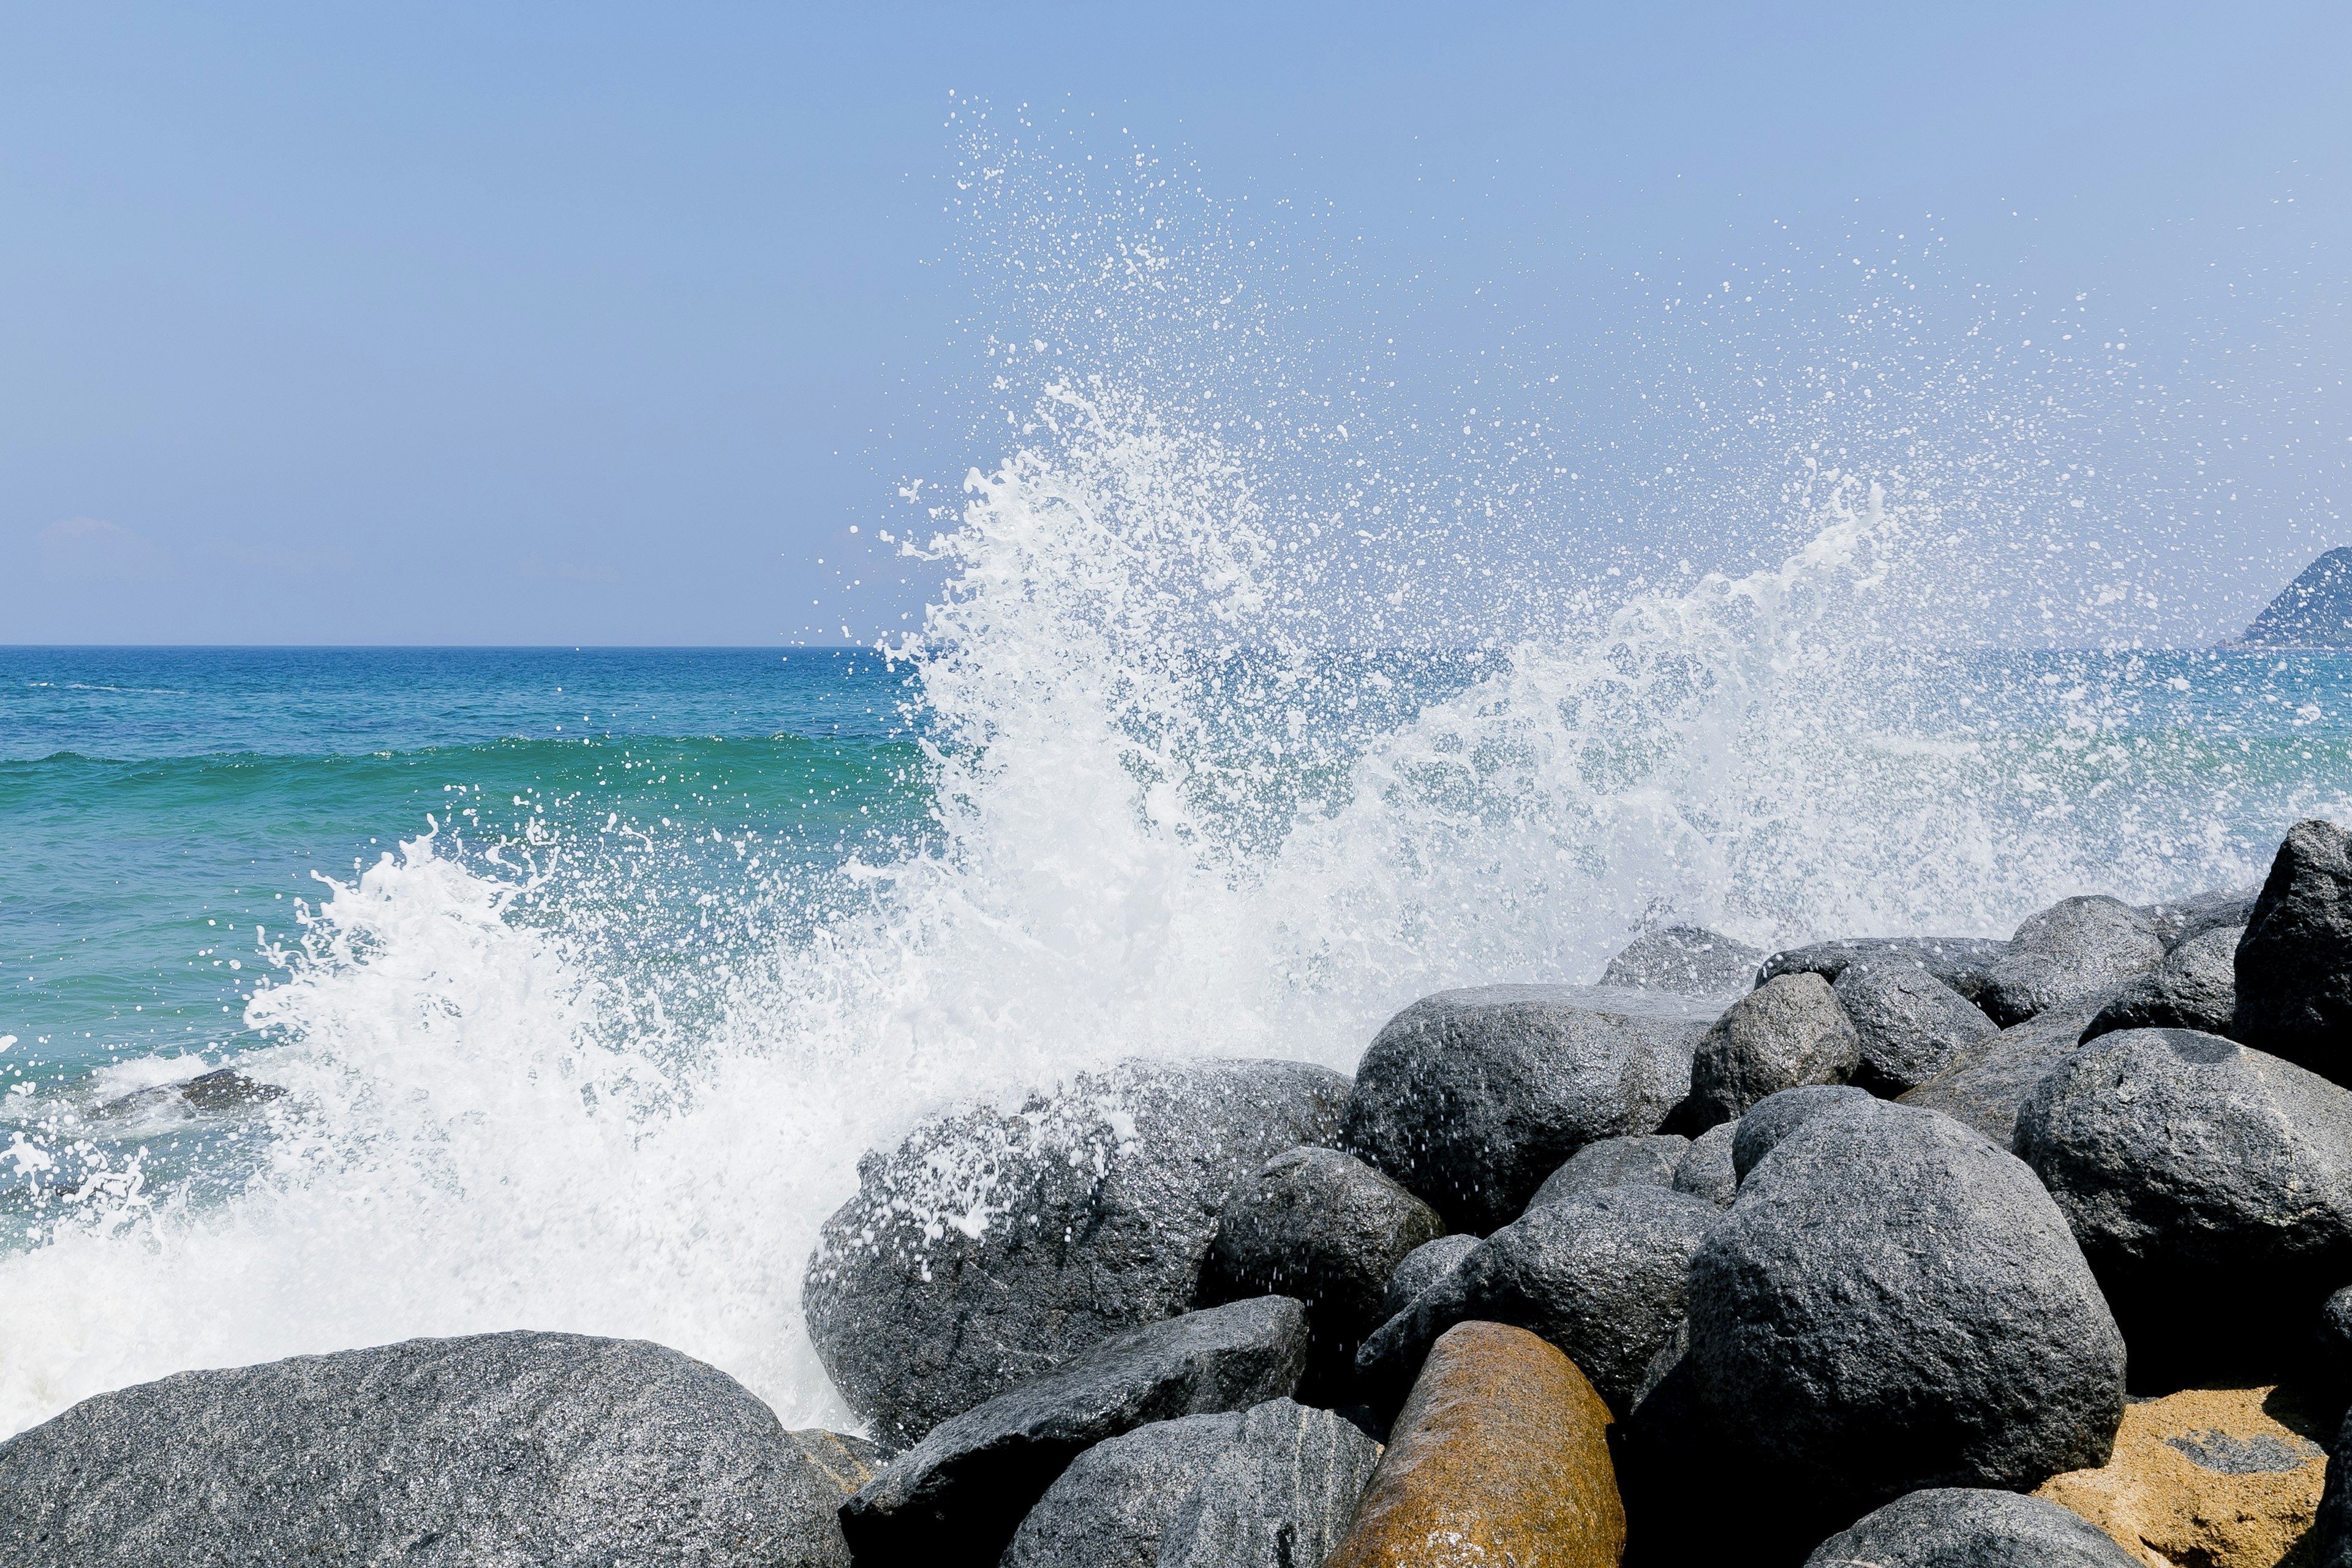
top-left (2139, 888), bottom-right (2258, 951)
top-left (1374, 1234), bottom-right (1477, 1325)
top-left (2080, 924), bottom-right (2242, 1044)
top-left (1156, 1398), bottom-right (1385, 1568)
top-left (1529, 1132), bottom-right (1689, 1206)
top-left (1341, 984), bottom-right (1710, 1234)
top-left (1689, 1098), bottom-right (2127, 1517)
top-left (1670, 1118), bottom-right (1738, 1206)
top-left (1326, 1322), bottom-right (1624, 1568)
top-left (1730, 1085), bottom-right (1874, 1184)
top-left (1359, 1182), bottom-right (1718, 1417)
top-left (95, 1066), bottom-right (287, 1120)
top-left (1000, 1410), bottom-right (1245, 1568)
top-left (0, 1331), bottom-right (865, 1568)
top-left (1898, 995), bottom-right (2113, 1146)
top-left (1983, 895), bottom-right (2166, 1027)
top-left (1806, 1488), bottom-right (2143, 1568)
top-left (2236, 818), bottom-right (2352, 1084)
top-left (1600, 924), bottom-right (1763, 998)
top-left (1833, 957), bottom-right (1999, 1095)
top-left (804, 1057), bottom-right (1346, 1446)
top-left (840, 1296), bottom-right (1308, 1568)
top-left (2015, 1028), bottom-right (2352, 1385)
top-left (1761, 935), bottom-right (2010, 1005)
top-left (1686, 971), bottom-right (1860, 1129)
top-left (2036, 1384), bottom-right (2330, 1568)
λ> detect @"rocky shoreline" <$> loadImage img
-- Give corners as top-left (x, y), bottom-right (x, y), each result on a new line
top-left (16, 823), bottom-right (2352, 1565)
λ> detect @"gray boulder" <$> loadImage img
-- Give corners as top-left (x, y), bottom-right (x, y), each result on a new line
top-left (1529, 1133), bottom-right (1689, 1206)
top-left (1805, 1488), bottom-right (2142, 1568)
top-left (1671, 1119), bottom-right (1740, 1207)
top-left (2013, 1027), bottom-right (2352, 1384)
top-left (1761, 936), bottom-right (2010, 1006)
top-left (1000, 1409), bottom-right (1243, 1568)
top-left (1375, 1234), bottom-right (1477, 1324)
top-left (1600, 924), bottom-right (1763, 998)
top-left (1686, 972), bottom-right (1860, 1129)
top-left (1156, 1399), bottom-right (1383, 1568)
top-left (2079, 924), bottom-right (2241, 1044)
top-left (1833, 959), bottom-right (1998, 1095)
top-left (2236, 819), bottom-right (2352, 1084)
top-left (1982, 895), bottom-right (2165, 1027)
top-left (1342, 984), bottom-right (1711, 1234)
top-left (0, 1331), bottom-right (874, 1568)
top-left (1197, 1146), bottom-right (1442, 1391)
top-left (1357, 1183), bottom-right (1719, 1416)
top-left (1898, 995), bottom-right (2113, 1146)
top-left (1731, 1085), bottom-right (1874, 1185)
top-left (2139, 887), bottom-right (2258, 951)
top-left (805, 1058), bottom-right (1347, 1445)
top-left (1687, 1099), bottom-right (2125, 1514)
top-left (840, 1297), bottom-right (1308, 1568)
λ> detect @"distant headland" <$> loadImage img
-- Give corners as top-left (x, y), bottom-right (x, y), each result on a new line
top-left (2234, 548), bottom-right (2352, 647)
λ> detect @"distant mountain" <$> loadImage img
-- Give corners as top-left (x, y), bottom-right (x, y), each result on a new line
top-left (2239, 548), bottom-right (2352, 647)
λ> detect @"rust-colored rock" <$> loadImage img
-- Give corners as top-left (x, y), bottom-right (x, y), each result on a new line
top-left (1325, 1319), bottom-right (1624, 1568)
top-left (2036, 1385), bottom-right (2331, 1568)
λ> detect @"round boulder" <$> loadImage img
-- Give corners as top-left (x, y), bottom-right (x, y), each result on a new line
top-left (1376, 1233), bottom-right (1478, 1326)
top-left (1730, 1084), bottom-right (1873, 1185)
top-left (2013, 1027), bottom-right (2352, 1385)
top-left (1804, 1488), bottom-right (2141, 1568)
top-left (1529, 1133), bottom-right (1689, 1207)
top-left (1600, 924), bottom-right (1762, 998)
top-left (1688, 1098), bottom-right (2126, 1512)
top-left (1670, 1119), bottom-right (1738, 1207)
top-left (1983, 895), bottom-right (2165, 1028)
top-left (1686, 971), bottom-right (1860, 1129)
top-left (2079, 924), bottom-right (2241, 1044)
top-left (1833, 957), bottom-right (1997, 1095)
top-left (2235, 818), bottom-right (2352, 1084)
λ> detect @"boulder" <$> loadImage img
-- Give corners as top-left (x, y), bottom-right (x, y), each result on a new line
top-left (1687, 1099), bottom-right (2126, 1515)
top-left (1761, 936), bottom-right (2010, 1006)
top-left (1343, 984), bottom-right (1711, 1234)
top-left (2323, 1286), bottom-right (2352, 1387)
top-left (1600, 924), bottom-right (1763, 998)
top-left (1833, 959), bottom-right (1999, 1095)
top-left (805, 1057), bottom-right (1347, 1445)
top-left (1898, 995), bottom-right (2112, 1146)
top-left (2036, 1384), bottom-right (2330, 1568)
top-left (1358, 1183), bottom-right (1718, 1417)
top-left (1686, 972), bottom-right (1860, 1129)
top-left (1670, 1119), bottom-right (1739, 1207)
top-left (1730, 1085), bottom-right (1874, 1185)
top-left (999, 1409), bottom-right (1243, 1568)
top-left (2080, 925), bottom-right (2242, 1044)
top-left (1805, 1488), bottom-right (2143, 1568)
top-left (2138, 888), bottom-right (2258, 951)
top-left (1376, 1234), bottom-right (1477, 1325)
top-left (1198, 1146), bottom-right (1443, 1395)
top-left (95, 1066), bottom-right (287, 1120)
top-left (1983, 896), bottom-right (2165, 1027)
top-left (1156, 1398), bottom-right (1385, 1568)
top-left (2237, 819), bottom-right (2352, 1084)
top-left (1529, 1133), bottom-right (1689, 1206)
top-left (839, 1297), bottom-right (1308, 1568)
top-left (0, 1331), bottom-right (870, 1568)
top-left (1325, 1322), bottom-right (1624, 1568)
top-left (2013, 1028), bottom-right (2352, 1385)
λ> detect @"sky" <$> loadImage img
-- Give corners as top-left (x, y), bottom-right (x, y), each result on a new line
top-left (2, 2), bottom-right (2348, 646)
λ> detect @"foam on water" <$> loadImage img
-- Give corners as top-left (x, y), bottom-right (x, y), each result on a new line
top-left (0, 121), bottom-right (2325, 1439)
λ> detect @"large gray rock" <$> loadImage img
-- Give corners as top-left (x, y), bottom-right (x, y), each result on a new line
top-left (1898, 995), bottom-right (2113, 1146)
top-left (1833, 958), bottom-right (1998, 1095)
top-left (1000, 1409), bottom-right (1243, 1568)
top-left (1982, 895), bottom-right (2165, 1027)
top-left (0, 1331), bottom-right (873, 1568)
top-left (1529, 1133), bottom-right (1689, 1206)
top-left (1671, 1119), bottom-right (1739, 1207)
top-left (1342, 984), bottom-right (1711, 1234)
top-left (1375, 1233), bottom-right (1477, 1325)
top-left (1731, 1085), bottom-right (1874, 1184)
top-left (2139, 887), bottom-right (2258, 951)
top-left (805, 1058), bottom-right (1347, 1445)
top-left (840, 1297), bottom-right (1308, 1568)
top-left (1600, 924), bottom-right (1763, 998)
top-left (1805, 1488), bottom-right (2143, 1568)
top-left (1197, 1146), bottom-right (1442, 1393)
top-left (2236, 819), bottom-right (2352, 1084)
top-left (1686, 972), bottom-right (1860, 1129)
top-left (1357, 1183), bottom-right (1719, 1416)
top-left (2013, 1027), bottom-right (2352, 1384)
top-left (1687, 1099), bottom-right (2125, 1515)
top-left (2079, 924), bottom-right (2241, 1044)
top-left (1761, 936), bottom-right (2010, 1006)
top-left (1156, 1399), bottom-right (1383, 1568)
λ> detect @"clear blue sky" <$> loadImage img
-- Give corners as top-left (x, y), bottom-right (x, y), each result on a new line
top-left (3, 3), bottom-right (2346, 645)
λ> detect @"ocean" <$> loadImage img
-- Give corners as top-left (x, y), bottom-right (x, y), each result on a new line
top-left (7, 492), bottom-right (2352, 1439)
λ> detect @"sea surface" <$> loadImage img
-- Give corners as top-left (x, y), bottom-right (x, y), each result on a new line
top-left (7, 586), bottom-right (2352, 1439)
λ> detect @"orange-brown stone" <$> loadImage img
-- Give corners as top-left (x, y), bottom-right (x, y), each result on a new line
top-left (1325, 1319), bottom-right (1625, 1568)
